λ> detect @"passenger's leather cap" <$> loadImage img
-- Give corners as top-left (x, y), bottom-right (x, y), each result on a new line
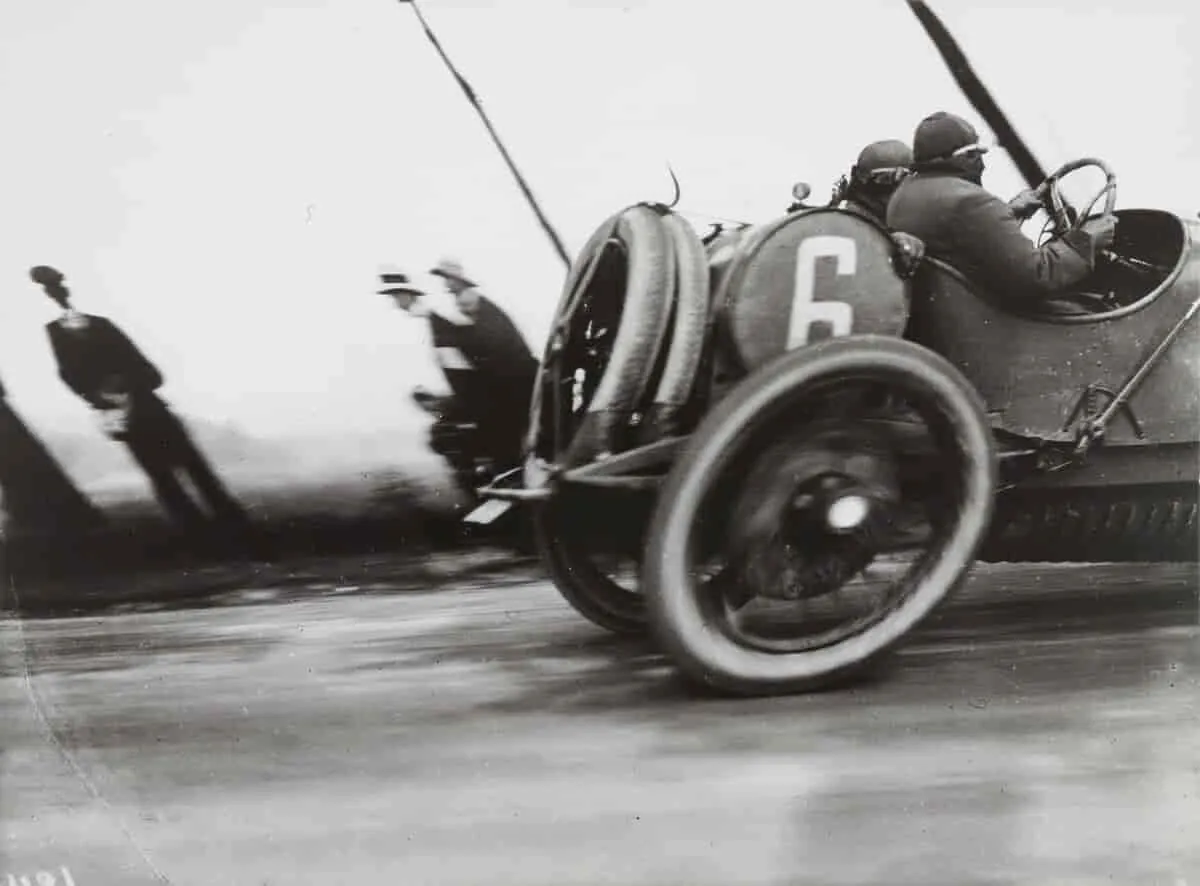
top-left (856, 139), bottom-right (913, 173)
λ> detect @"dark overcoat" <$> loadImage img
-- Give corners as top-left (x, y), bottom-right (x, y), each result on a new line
top-left (887, 170), bottom-right (1099, 298)
top-left (46, 314), bottom-right (164, 408)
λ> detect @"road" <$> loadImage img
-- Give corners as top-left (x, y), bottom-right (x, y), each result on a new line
top-left (2, 560), bottom-right (1197, 886)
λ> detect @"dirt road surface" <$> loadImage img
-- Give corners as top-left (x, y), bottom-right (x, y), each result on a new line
top-left (2, 560), bottom-right (1197, 886)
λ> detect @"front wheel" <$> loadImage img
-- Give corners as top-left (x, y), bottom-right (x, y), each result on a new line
top-left (642, 335), bottom-right (998, 696)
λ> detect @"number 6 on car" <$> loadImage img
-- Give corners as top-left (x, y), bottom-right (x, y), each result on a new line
top-left (787, 235), bottom-right (856, 348)
top-left (720, 210), bottom-right (913, 374)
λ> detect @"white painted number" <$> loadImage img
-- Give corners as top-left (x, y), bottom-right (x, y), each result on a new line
top-left (787, 235), bottom-right (856, 348)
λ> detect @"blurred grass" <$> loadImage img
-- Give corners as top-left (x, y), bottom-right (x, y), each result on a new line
top-left (1, 465), bottom-right (538, 615)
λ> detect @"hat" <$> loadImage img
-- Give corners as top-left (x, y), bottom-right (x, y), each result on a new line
top-left (912, 112), bottom-right (981, 163)
top-left (855, 139), bottom-right (913, 173)
top-left (430, 257), bottom-right (478, 289)
top-left (30, 265), bottom-right (65, 286)
top-left (377, 266), bottom-right (424, 297)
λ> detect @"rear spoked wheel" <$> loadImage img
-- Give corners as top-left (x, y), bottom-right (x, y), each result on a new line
top-left (644, 336), bottom-right (997, 695)
top-left (527, 205), bottom-right (677, 634)
top-left (532, 485), bottom-right (651, 635)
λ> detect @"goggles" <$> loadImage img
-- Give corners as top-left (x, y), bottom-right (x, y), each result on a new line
top-left (852, 165), bottom-right (912, 188)
top-left (949, 139), bottom-right (994, 159)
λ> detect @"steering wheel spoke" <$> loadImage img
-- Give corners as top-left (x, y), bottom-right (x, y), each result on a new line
top-left (1038, 157), bottom-right (1118, 242)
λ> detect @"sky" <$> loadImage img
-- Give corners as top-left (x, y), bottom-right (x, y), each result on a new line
top-left (1, 0), bottom-right (1197, 446)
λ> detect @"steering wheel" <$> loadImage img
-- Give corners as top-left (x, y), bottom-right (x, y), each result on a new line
top-left (1035, 157), bottom-right (1118, 243)
top-left (1029, 158), bottom-right (1124, 315)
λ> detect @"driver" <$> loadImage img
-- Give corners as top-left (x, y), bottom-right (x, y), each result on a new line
top-left (887, 111), bottom-right (1117, 300)
top-left (830, 139), bottom-right (914, 226)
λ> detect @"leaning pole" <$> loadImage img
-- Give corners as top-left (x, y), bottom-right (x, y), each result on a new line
top-left (396, 0), bottom-right (572, 271)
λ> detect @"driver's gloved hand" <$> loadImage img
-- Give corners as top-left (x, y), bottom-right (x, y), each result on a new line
top-left (1007, 188), bottom-right (1044, 220)
top-left (1080, 214), bottom-right (1118, 251)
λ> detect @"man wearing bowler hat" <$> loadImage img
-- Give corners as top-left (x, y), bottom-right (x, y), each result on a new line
top-left (380, 261), bottom-right (537, 472)
top-left (31, 264), bottom-right (250, 536)
top-left (378, 268), bottom-right (461, 433)
top-left (887, 111), bottom-right (1118, 302)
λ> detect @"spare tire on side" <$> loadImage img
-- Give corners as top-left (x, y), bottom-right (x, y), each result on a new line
top-left (529, 204), bottom-right (676, 470)
top-left (638, 211), bottom-right (712, 441)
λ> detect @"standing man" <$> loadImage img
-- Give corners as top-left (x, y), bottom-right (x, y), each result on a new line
top-left (378, 268), bottom-right (477, 492)
top-left (428, 258), bottom-right (539, 470)
top-left (379, 262), bottom-right (538, 473)
top-left (31, 265), bottom-right (250, 536)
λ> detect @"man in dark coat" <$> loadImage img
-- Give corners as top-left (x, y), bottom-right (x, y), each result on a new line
top-left (428, 259), bottom-right (538, 468)
top-left (32, 265), bottom-right (249, 534)
top-left (887, 111), bottom-right (1117, 301)
top-left (380, 263), bottom-right (538, 472)
top-left (831, 139), bottom-right (914, 226)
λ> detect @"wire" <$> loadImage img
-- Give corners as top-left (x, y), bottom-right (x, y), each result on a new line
top-left (398, 0), bottom-right (572, 270)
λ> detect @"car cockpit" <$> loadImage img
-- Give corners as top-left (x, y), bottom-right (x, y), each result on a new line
top-left (915, 157), bottom-right (1189, 323)
top-left (1037, 208), bottom-right (1188, 319)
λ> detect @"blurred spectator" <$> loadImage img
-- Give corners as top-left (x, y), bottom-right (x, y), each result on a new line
top-left (31, 265), bottom-right (250, 536)
top-left (428, 258), bottom-right (539, 467)
top-left (380, 262), bottom-right (538, 472)
top-left (0, 367), bottom-right (105, 540)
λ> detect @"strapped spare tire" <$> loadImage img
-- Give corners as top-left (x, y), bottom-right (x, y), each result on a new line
top-left (639, 211), bottom-right (712, 441)
top-left (530, 204), bottom-right (676, 469)
top-left (527, 207), bottom-right (709, 637)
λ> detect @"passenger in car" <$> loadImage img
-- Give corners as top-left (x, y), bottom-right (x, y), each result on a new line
top-left (831, 139), bottom-right (914, 227)
top-left (887, 111), bottom-right (1117, 299)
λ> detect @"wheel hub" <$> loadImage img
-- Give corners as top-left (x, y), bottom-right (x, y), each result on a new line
top-left (726, 427), bottom-right (901, 602)
top-left (826, 492), bottom-right (871, 533)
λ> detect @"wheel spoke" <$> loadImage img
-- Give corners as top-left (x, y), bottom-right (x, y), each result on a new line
top-left (677, 381), bottom-right (978, 655)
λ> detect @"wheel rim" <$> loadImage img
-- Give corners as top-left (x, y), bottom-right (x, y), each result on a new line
top-left (671, 368), bottom-right (988, 661)
top-left (534, 488), bottom-right (647, 631)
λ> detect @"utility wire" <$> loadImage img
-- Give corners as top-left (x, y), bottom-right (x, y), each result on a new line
top-left (397, 0), bottom-right (572, 270)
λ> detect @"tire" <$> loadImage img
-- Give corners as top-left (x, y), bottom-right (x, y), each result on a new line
top-left (642, 335), bottom-right (998, 696)
top-left (641, 211), bottom-right (712, 440)
top-left (542, 205), bottom-right (675, 468)
top-left (526, 205), bottom-right (678, 634)
top-left (532, 492), bottom-right (648, 635)
top-left (525, 206), bottom-right (629, 460)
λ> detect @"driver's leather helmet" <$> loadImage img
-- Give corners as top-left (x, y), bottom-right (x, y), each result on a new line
top-left (912, 112), bottom-right (979, 163)
top-left (912, 112), bottom-right (988, 184)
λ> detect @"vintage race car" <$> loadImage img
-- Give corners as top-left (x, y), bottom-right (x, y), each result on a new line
top-left (472, 5), bottom-right (1200, 697)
